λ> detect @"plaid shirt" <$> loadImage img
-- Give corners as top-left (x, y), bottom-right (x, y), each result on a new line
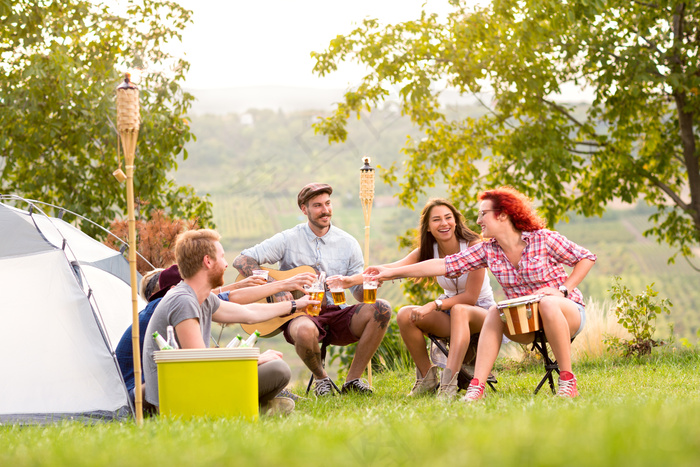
top-left (444, 229), bottom-right (596, 306)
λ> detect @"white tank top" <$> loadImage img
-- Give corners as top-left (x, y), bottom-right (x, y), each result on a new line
top-left (433, 240), bottom-right (495, 308)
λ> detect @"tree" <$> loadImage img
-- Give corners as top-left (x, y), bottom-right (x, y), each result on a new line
top-left (312, 0), bottom-right (700, 269)
top-left (105, 210), bottom-right (200, 274)
top-left (0, 0), bottom-right (212, 237)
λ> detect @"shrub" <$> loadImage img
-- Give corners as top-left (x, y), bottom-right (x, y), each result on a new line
top-left (104, 210), bottom-right (200, 274)
top-left (328, 310), bottom-right (414, 377)
top-left (605, 276), bottom-right (672, 357)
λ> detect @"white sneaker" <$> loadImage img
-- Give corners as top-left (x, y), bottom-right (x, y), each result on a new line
top-left (408, 365), bottom-right (439, 396)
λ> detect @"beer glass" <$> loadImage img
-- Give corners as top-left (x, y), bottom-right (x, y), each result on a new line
top-left (252, 269), bottom-right (269, 281)
top-left (330, 286), bottom-right (346, 305)
top-left (304, 279), bottom-right (324, 316)
top-left (363, 275), bottom-right (378, 304)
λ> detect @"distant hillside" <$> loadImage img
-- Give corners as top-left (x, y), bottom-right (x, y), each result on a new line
top-left (186, 86), bottom-right (479, 114)
top-left (186, 86), bottom-right (346, 114)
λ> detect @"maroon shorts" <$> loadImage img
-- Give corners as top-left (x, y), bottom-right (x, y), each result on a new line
top-left (282, 304), bottom-right (361, 346)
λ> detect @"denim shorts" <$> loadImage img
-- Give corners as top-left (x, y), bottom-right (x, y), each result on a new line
top-left (573, 302), bottom-right (586, 338)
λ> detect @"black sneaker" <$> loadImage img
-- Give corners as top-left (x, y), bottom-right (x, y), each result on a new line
top-left (314, 377), bottom-right (335, 397)
top-left (341, 378), bottom-right (373, 394)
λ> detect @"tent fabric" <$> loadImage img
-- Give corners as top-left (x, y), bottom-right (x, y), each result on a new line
top-left (0, 203), bottom-right (56, 257)
top-left (0, 198), bottom-right (144, 424)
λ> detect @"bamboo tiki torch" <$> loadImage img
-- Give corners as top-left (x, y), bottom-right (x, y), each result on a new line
top-left (116, 73), bottom-right (142, 425)
top-left (359, 156), bottom-right (375, 386)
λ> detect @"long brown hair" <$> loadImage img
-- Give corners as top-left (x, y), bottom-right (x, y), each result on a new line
top-left (417, 198), bottom-right (480, 263)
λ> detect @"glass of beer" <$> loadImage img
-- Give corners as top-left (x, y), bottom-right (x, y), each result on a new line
top-left (330, 286), bottom-right (346, 305)
top-left (306, 284), bottom-right (324, 316)
top-left (363, 275), bottom-right (378, 304)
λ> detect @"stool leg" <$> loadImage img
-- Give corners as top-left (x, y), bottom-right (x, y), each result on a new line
top-left (428, 334), bottom-right (498, 392)
top-left (533, 331), bottom-right (560, 395)
top-left (306, 374), bottom-right (314, 394)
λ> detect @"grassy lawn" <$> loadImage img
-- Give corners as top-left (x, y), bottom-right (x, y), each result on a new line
top-left (2, 349), bottom-right (698, 466)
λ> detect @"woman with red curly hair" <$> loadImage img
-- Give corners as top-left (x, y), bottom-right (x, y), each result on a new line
top-left (366, 187), bottom-right (596, 400)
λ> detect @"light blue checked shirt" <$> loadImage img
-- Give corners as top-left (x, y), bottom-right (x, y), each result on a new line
top-left (240, 223), bottom-right (364, 303)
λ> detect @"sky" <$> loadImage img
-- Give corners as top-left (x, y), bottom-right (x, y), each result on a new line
top-left (172, 0), bottom-right (467, 90)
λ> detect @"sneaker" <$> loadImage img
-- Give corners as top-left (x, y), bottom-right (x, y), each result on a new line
top-left (314, 377), bottom-right (335, 397)
top-left (277, 388), bottom-right (303, 402)
top-left (463, 379), bottom-right (485, 402)
top-left (556, 373), bottom-right (579, 398)
top-left (408, 365), bottom-right (439, 396)
top-left (261, 397), bottom-right (295, 416)
top-left (341, 378), bottom-right (373, 394)
top-left (437, 369), bottom-right (459, 400)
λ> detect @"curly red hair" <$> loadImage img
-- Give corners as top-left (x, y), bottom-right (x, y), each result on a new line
top-left (479, 187), bottom-right (546, 232)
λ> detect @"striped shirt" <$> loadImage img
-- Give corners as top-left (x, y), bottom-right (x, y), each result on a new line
top-left (444, 229), bottom-right (596, 306)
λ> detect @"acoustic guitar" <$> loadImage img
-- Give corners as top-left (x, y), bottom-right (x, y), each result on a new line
top-left (236, 265), bottom-right (316, 337)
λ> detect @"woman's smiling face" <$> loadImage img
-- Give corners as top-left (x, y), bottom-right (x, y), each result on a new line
top-left (428, 204), bottom-right (456, 242)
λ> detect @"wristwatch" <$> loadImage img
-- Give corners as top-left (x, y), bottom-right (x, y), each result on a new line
top-left (558, 285), bottom-right (569, 298)
top-left (434, 299), bottom-right (443, 311)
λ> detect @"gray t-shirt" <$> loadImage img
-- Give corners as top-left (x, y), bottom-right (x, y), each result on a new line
top-left (143, 282), bottom-right (221, 406)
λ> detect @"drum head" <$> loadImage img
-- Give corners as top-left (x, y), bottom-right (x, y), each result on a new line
top-left (497, 294), bottom-right (544, 309)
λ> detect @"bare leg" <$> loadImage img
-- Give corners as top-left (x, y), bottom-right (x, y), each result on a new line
top-left (346, 300), bottom-right (392, 381)
top-left (444, 304), bottom-right (486, 376)
top-left (397, 305), bottom-right (451, 376)
top-left (472, 305), bottom-right (506, 383)
top-left (287, 316), bottom-right (325, 379)
top-left (539, 296), bottom-right (581, 373)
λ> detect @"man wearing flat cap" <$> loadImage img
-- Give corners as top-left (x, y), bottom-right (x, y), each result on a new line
top-left (234, 183), bottom-right (391, 396)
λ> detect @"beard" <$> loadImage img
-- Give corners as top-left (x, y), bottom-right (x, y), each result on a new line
top-left (308, 212), bottom-right (332, 231)
top-left (208, 264), bottom-right (225, 289)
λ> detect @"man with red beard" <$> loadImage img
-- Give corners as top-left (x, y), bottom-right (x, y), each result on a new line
top-left (143, 229), bottom-right (318, 416)
top-left (233, 184), bottom-right (392, 397)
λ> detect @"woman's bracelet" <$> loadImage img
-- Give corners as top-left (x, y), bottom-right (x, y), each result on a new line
top-left (290, 300), bottom-right (297, 314)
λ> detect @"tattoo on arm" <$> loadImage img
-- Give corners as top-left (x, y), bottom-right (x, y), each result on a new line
top-left (232, 255), bottom-right (259, 277)
top-left (272, 290), bottom-right (293, 302)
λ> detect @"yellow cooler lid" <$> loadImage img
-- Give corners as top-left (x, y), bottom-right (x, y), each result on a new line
top-left (154, 348), bottom-right (260, 363)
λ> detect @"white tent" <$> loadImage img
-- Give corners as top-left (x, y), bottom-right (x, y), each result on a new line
top-left (0, 196), bottom-right (145, 423)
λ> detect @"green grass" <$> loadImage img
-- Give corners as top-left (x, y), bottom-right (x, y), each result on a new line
top-left (2, 350), bottom-right (699, 466)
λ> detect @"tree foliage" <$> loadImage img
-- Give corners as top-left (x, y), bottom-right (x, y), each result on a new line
top-left (0, 0), bottom-right (213, 237)
top-left (105, 210), bottom-right (199, 274)
top-left (312, 0), bottom-right (700, 268)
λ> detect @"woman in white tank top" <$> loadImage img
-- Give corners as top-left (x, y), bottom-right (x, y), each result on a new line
top-left (381, 199), bottom-right (495, 398)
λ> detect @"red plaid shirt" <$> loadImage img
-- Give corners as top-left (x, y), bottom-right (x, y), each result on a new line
top-left (444, 229), bottom-right (596, 306)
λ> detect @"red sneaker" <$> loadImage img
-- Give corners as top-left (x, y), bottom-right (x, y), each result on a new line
top-left (556, 374), bottom-right (579, 398)
top-left (463, 379), bottom-right (485, 402)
